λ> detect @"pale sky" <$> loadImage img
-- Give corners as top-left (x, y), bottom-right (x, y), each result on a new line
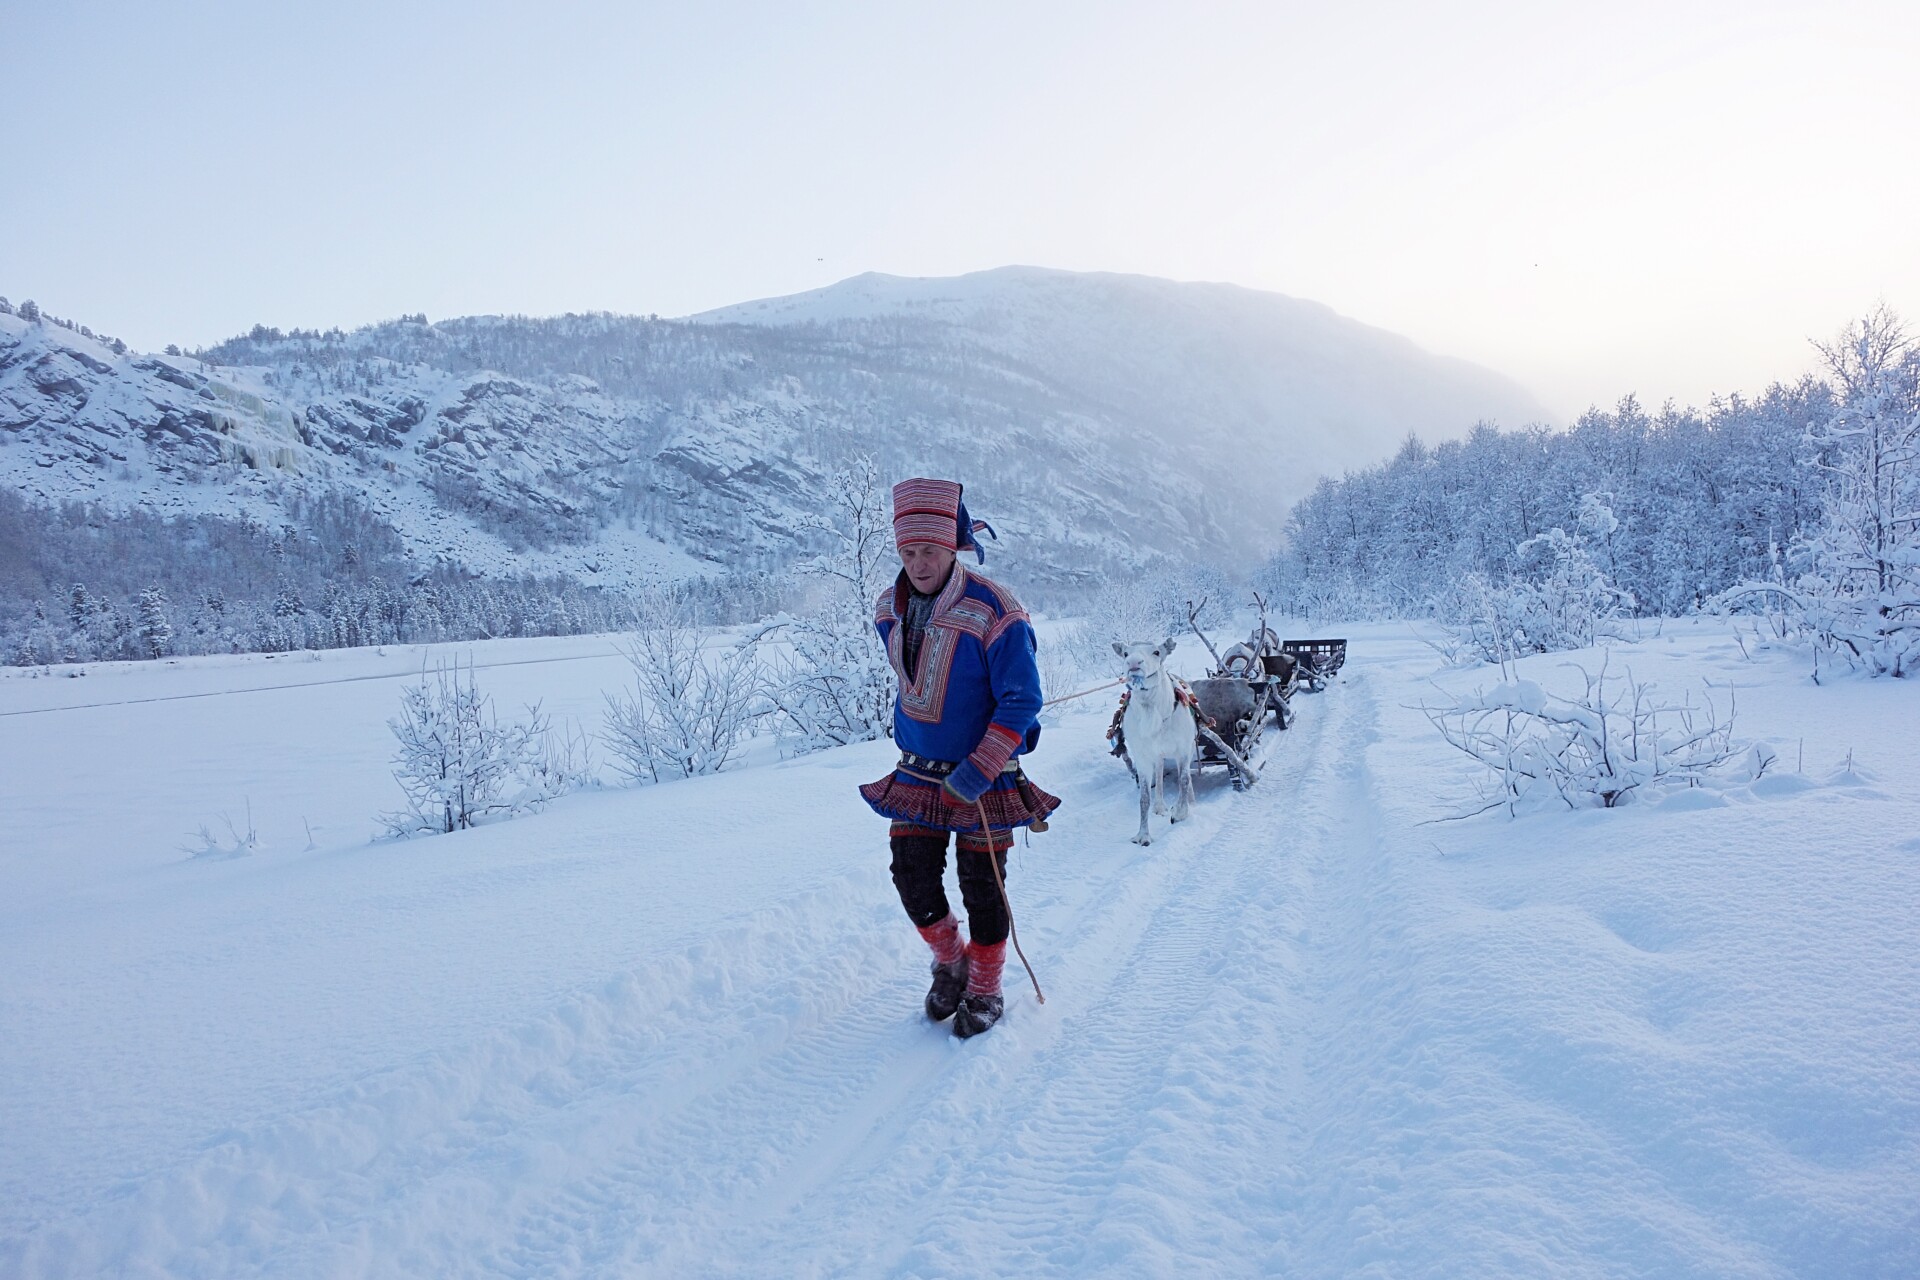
top-left (4, 0), bottom-right (1915, 420)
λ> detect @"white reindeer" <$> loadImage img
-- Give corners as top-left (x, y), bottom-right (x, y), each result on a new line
top-left (1112, 638), bottom-right (1197, 845)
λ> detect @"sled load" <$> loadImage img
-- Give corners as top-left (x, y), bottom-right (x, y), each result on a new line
top-left (1185, 675), bottom-right (1267, 789)
top-left (1180, 602), bottom-right (1284, 789)
top-left (1279, 638), bottom-right (1347, 692)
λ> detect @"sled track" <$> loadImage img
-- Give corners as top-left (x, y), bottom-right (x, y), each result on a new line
top-left (451, 691), bottom-right (1350, 1278)
top-left (877, 760), bottom-right (1302, 1272)
top-left (888, 682), bottom-right (1353, 1275)
top-left (485, 960), bottom-right (960, 1278)
top-left (478, 707), bottom-right (1340, 1278)
top-left (729, 684), bottom-right (1369, 1277)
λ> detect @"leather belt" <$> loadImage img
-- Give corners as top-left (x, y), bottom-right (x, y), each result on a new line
top-left (897, 751), bottom-right (1022, 778)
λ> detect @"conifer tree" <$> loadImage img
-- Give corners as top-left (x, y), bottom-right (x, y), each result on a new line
top-left (137, 587), bottom-right (174, 659)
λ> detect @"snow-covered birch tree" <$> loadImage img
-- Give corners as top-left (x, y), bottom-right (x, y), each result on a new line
top-left (756, 455), bottom-right (898, 753)
top-left (382, 661), bottom-right (563, 836)
top-left (602, 595), bottom-right (761, 781)
top-left (1794, 307), bottom-right (1920, 675)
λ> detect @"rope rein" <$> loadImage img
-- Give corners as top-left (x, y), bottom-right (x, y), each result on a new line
top-left (976, 798), bottom-right (1046, 1006)
top-left (969, 679), bottom-right (1120, 1005)
top-left (974, 672), bottom-right (1119, 1004)
top-left (1042, 678), bottom-right (1122, 708)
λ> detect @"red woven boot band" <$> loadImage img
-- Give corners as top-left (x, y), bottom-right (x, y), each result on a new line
top-left (917, 913), bottom-right (966, 968)
top-left (965, 939), bottom-right (1006, 997)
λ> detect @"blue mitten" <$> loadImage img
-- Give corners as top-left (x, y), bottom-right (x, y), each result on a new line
top-left (942, 758), bottom-right (993, 805)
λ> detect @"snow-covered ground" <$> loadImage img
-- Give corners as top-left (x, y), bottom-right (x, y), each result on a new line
top-left (3, 621), bottom-right (1915, 1278)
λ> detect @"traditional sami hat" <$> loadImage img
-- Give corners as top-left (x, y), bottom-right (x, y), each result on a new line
top-left (891, 477), bottom-right (997, 564)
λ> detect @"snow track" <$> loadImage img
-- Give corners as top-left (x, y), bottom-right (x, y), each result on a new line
top-left (847, 691), bottom-right (1351, 1277)
top-left (471, 684), bottom-right (1363, 1279)
top-left (489, 691), bottom-right (1353, 1279)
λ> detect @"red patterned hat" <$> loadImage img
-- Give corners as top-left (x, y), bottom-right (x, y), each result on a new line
top-left (892, 478), bottom-right (962, 551)
top-left (892, 477), bottom-right (996, 563)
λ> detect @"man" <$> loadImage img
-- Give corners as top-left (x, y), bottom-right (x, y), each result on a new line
top-left (859, 477), bottom-right (1059, 1038)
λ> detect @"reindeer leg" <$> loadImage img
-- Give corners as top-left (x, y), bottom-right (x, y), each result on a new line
top-left (1152, 757), bottom-right (1168, 815)
top-left (1134, 769), bottom-right (1153, 845)
top-left (1173, 754), bottom-right (1195, 822)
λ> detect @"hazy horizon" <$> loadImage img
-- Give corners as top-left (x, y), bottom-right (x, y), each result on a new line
top-left (4, 0), bottom-right (1916, 420)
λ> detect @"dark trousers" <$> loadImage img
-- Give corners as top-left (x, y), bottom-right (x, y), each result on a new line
top-left (889, 833), bottom-right (1011, 946)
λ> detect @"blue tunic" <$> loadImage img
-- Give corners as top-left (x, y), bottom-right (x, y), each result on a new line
top-left (858, 565), bottom-right (1059, 832)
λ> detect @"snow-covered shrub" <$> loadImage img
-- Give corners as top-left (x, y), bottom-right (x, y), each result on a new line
top-left (382, 661), bottom-right (563, 836)
top-left (602, 598), bottom-right (760, 783)
top-left (1060, 589), bottom-right (1163, 672)
top-left (755, 455), bottom-right (897, 754)
top-left (1722, 309), bottom-right (1920, 677)
top-left (757, 603), bottom-right (895, 753)
top-left (1060, 570), bottom-right (1233, 672)
top-left (1410, 606), bottom-right (1489, 669)
top-left (1034, 640), bottom-right (1089, 724)
top-left (1279, 572), bottom-right (1399, 624)
top-left (528, 717), bottom-right (599, 797)
top-left (1430, 573), bottom-right (1530, 667)
top-left (183, 803), bottom-right (261, 859)
top-left (1423, 658), bottom-right (1743, 815)
top-left (1436, 498), bottom-right (1633, 663)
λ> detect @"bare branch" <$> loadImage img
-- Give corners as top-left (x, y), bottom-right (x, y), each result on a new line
top-left (1185, 598), bottom-right (1225, 669)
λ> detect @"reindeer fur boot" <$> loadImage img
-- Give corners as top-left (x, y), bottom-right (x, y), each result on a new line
top-left (918, 914), bottom-right (970, 1022)
top-left (952, 939), bottom-right (1006, 1039)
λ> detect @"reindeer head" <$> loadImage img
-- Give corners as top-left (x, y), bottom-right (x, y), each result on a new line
top-left (1111, 638), bottom-right (1177, 690)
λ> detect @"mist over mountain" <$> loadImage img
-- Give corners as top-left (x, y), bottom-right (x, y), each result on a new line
top-left (696, 267), bottom-right (1547, 486)
top-left (1, 269), bottom-right (1545, 601)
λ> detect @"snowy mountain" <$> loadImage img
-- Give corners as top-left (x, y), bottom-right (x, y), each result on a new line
top-left (696, 267), bottom-right (1544, 488)
top-left (693, 266), bottom-right (1548, 550)
top-left (0, 271), bottom-right (1545, 593)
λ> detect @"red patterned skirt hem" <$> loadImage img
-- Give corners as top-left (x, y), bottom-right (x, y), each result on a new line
top-left (860, 769), bottom-right (1060, 833)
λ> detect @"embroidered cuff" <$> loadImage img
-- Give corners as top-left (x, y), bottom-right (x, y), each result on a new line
top-left (968, 723), bottom-right (1021, 776)
top-left (943, 759), bottom-right (993, 805)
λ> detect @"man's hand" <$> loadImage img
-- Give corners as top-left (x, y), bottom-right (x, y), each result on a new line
top-left (946, 723), bottom-right (1021, 807)
top-left (943, 761), bottom-right (991, 806)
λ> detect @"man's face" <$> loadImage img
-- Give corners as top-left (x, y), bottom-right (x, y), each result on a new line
top-left (900, 542), bottom-right (957, 594)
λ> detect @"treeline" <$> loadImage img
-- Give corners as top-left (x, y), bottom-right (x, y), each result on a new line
top-left (1264, 380), bottom-right (1836, 619)
top-left (0, 490), bottom-right (790, 665)
top-left (0, 295), bottom-right (130, 355)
